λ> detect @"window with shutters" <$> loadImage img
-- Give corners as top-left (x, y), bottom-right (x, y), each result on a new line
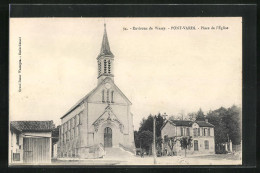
top-left (198, 128), bottom-right (200, 136)
top-left (208, 128), bottom-right (211, 136)
top-left (205, 140), bottom-right (209, 149)
top-left (16, 134), bottom-right (19, 145)
top-left (180, 127), bottom-right (183, 136)
top-left (61, 125), bottom-right (63, 134)
top-left (193, 128), bottom-right (198, 136)
top-left (204, 128), bottom-right (207, 136)
top-left (186, 128), bottom-right (190, 136)
top-left (11, 132), bottom-right (13, 147)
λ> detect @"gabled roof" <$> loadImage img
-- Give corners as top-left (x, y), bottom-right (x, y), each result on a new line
top-left (60, 86), bottom-right (98, 119)
top-left (60, 77), bottom-right (132, 119)
top-left (10, 121), bottom-right (55, 132)
top-left (195, 121), bottom-right (214, 127)
top-left (170, 120), bottom-right (193, 127)
top-left (161, 119), bottom-right (214, 130)
top-left (98, 23), bottom-right (113, 57)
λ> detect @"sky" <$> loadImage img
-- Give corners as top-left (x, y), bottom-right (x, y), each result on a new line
top-left (9, 18), bottom-right (242, 130)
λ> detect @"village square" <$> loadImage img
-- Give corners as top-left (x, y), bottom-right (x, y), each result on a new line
top-left (9, 21), bottom-right (242, 165)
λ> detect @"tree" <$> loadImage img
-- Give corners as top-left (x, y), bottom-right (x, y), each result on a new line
top-left (139, 114), bottom-right (165, 137)
top-left (188, 112), bottom-right (197, 121)
top-left (224, 105), bottom-right (242, 145)
top-left (207, 107), bottom-right (229, 145)
top-left (196, 108), bottom-right (205, 121)
top-left (156, 136), bottom-right (163, 156)
top-left (179, 136), bottom-right (193, 157)
top-left (164, 135), bottom-right (177, 156)
top-left (206, 105), bottom-right (242, 146)
top-left (134, 130), bottom-right (140, 148)
top-left (138, 130), bottom-right (153, 154)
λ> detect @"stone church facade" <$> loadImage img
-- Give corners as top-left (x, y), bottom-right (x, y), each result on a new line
top-left (58, 24), bottom-right (135, 159)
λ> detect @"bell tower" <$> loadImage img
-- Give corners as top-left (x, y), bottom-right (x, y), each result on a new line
top-left (97, 23), bottom-right (114, 84)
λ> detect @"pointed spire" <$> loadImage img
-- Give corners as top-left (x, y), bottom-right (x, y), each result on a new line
top-left (100, 22), bottom-right (113, 56)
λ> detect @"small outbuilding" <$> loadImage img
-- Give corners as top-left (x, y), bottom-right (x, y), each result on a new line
top-left (9, 121), bottom-right (55, 164)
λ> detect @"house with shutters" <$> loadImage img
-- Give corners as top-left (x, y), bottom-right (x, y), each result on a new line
top-left (9, 121), bottom-right (55, 164)
top-left (161, 119), bottom-right (215, 156)
top-left (58, 23), bottom-right (135, 159)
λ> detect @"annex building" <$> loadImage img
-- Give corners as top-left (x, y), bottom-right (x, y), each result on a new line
top-left (161, 119), bottom-right (215, 156)
top-left (58, 24), bottom-right (135, 159)
top-left (9, 121), bottom-right (54, 164)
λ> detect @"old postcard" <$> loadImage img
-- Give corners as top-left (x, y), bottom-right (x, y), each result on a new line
top-left (9, 17), bottom-right (242, 165)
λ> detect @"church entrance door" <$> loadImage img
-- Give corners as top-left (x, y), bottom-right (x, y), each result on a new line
top-left (104, 127), bottom-right (112, 148)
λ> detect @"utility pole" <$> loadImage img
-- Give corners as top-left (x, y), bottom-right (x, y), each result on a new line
top-left (153, 115), bottom-right (157, 164)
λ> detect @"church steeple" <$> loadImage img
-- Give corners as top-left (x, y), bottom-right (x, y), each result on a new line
top-left (100, 23), bottom-right (113, 56)
top-left (97, 23), bottom-right (114, 84)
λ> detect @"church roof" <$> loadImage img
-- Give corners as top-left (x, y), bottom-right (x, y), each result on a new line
top-left (99, 23), bottom-right (113, 57)
top-left (60, 77), bottom-right (131, 119)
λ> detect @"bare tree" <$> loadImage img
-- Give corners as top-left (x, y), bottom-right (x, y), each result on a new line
top-left (164, 135), bottom-right (177, 156)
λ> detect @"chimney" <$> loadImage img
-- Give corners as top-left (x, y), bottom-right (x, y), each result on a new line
top-left (205, 118), bottom-right (208, 123)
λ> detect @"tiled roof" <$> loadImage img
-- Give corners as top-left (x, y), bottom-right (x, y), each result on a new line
top-left (195, 121), bottom-right (214, 127)
top-left (169, 120), bottom-right (193, 127)
top-left (167, 120), bottom-right (214, 127)
top-left (10, 121), bottom-right (55, 132)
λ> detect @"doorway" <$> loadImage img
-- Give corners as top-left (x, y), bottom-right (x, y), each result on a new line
top-left (194, 140), bottom-right (199, 151)
top-left (104, 127), bottom-right (112, 148)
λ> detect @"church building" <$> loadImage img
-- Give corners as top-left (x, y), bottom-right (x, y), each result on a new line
top-left (58, 24), bottom-right (135, 159)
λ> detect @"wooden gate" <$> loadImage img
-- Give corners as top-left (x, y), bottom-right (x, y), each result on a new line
top-left (104, 127), bottom-right (112, 148)
top-left (23, 137), bottom-right (50, 163)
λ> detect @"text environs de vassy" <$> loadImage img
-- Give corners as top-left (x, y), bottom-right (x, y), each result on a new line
top-left (132, 26), bottom-right (196, 30)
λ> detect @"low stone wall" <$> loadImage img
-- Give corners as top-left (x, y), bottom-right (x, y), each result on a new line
top-left (119, 143), bottom-right (135, 154)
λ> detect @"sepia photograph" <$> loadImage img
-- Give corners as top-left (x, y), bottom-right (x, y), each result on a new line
top-left (9, 17), bottom-right (242, 166)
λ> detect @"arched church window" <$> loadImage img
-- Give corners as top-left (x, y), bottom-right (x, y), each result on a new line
top-left (107, 89), bottom-right (110, 102)
top-left (111, 91), bottom-right (114, 103)
top-left (102, 90), bottom-right (105, 102)
top-left (104, 60), bottom-right (107, 73)
top-left (79, 113), bottom-right (82, 125)
top-left (108, 60), bottom-right (111, 74)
